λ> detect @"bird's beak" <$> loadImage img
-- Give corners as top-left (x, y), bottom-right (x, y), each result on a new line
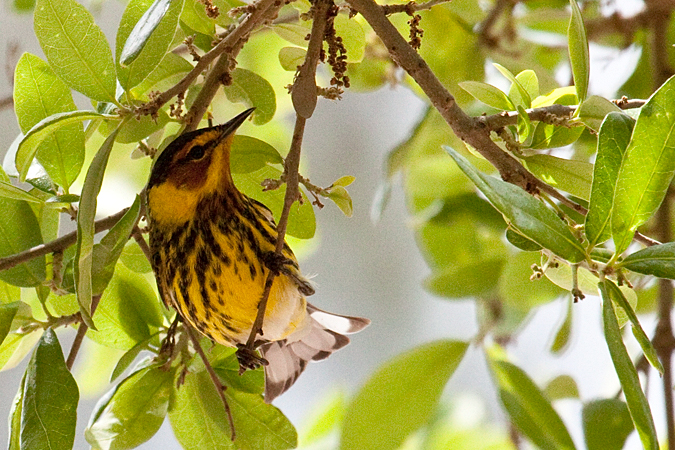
top-left (217, 108), bottom-right (255, 141)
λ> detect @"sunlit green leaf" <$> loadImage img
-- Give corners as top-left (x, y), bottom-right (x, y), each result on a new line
top-left (91, 196), bottom-right (142, 295)
top-left (278, 46), bottom-right (307, 72)
top-left (34, 0), bottom-right (117, 102)
top-left (544, 374), bottom-right (579, 400)
top-left (460, 81), bottom-right (513, 110)
top-left (14, 53), bottom-right (84, 190)
top-left (117, 0), bottom-right (185, 89)
top-left (567, 0), bottom-right (589, 101)
top-left (86, 365), bottom-right (174, 449)
top-left (230, 135), bottom-right (283, 173)
top-left (0, 197), bottom-right (46, 287)
top-left (524, 154), bottom-right (593, 200)
top-left (341, 340), bottom-right (468, 450)
top-left (585, 112), bottom-right (634, 247)
top-left (490, 358), bottom-right (575, 450)
top-left (583, 399), bottom-right (634, 450)
top-left (334, 15), bottom-right (365, 63)
top-left (233, 166), bottom-right (315, 239)
top-left (577, 95), bottom-right (623, 131)
top-left (327, 185), bottom-right (353, 217)
top-left (599, 281), bottom-right (658, 450)
top-left (15, 111), bottom-right (118, 182)
top-left (75, 124), bottom-right (123, 329)
top-left (445, 146), bottom-right (585, 263)
top-left (223, 68), bottom-right (276, 125)
top-left (612, 75), bottom-right (675, 254)
top-left (494, 63), bottom-right (531, 108)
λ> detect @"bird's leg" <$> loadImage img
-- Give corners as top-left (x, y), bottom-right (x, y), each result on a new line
top-left (236, 342), bottom-right (269, 374)
top-left (261, 251), bottom-right (315, 296)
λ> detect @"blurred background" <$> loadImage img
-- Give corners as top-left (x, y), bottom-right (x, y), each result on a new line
top-left (0, 0), bottom-right (667, 448)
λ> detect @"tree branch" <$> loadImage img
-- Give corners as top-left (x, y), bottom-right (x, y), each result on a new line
top-left (66, 294), bottom-right (102, 370)
top-left (241, 0), bottom-right (331, 355)
top-left (185, 326), bottom-right (236, 440)
top-left (183, 0), bottom-right (285, 131)
top-left (380, 0), bottom-right (451, 15)
top-left (0, 208), bottom-right (129, 272)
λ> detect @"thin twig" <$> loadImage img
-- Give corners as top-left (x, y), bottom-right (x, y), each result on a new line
top-left (66, 294), bottom-right (101, 370)
top-left (381, 0), bottom-right (450, 15)
top-left (242, 0), bottom-right (330, 353)
top-left (0, 95), bottom-right (13, 110)
top-left (132, 227), bottom-right (153, 261)
top-left (183, 0), bottom-right (285, 131)
top-left (0, 208), bottom-right (129, 272)
top-left (185, 326), bottom-right (236, 440)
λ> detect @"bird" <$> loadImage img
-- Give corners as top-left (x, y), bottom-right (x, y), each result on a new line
top-left (145, 108), bottom-right (370, 402)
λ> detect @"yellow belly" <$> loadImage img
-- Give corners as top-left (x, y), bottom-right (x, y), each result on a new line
top-left (168, 220), bottom-right (309, 346)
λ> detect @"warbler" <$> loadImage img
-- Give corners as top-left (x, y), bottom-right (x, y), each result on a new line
top-left (145, 108), bottom-right (369, 402)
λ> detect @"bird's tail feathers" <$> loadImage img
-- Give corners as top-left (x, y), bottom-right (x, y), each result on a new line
top-left (260, 304), bottom-right (370, 402)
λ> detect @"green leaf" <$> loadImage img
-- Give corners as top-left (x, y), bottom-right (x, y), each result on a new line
top-left (120, 241), bottom-right (153, 273)
top-left (117, 0), bottom-right (185, 90)
top-left (602, 279), bottom-right (662, 374)
top-left (91, 196), bottom-right (141, 295)
top-left (341, 340), bottom-right (468, 450)
top-left (331, 175), bottom-right (355, 187)
top-left (0, 330), bottom-right (42, 372)
top-left (327, 185), bottom-right (353, 217)
top-left (498, 252), bottom-right (563, 312)
top-left (180, 0), bottom-right (215, 35)
top-left (211, 351), bottom-right (264, 394)
top-left (223, 68), bottom-right (276, 125)
top-left (232, 165), bottom-right (315, 239)
top-left (87, 265), bottom-right (163, 350)
top-left (273, 23), bottom-right (310, 47)
top-left (585, 112), bottom-right (634, 247)
top-left (86, 365), bottom-right (174, 450)
top-left (459, 81), bottom-right (514, 110)
top-left (0, 302), bottom-right (20, 347)
top-left (599, 281), bottom-right (658, 450)
top-left (577, 95), bottom-right (623, 131)
top-left (131, 52), bottom-right (194, 97)
top-left (278, 46), bottom-right (307, 72)
top-left (299, 391), bottom-right (345, 446)
top-left (0, 181), bottom-right (43, 203)
top-left (612, 75), bottom-right (675, 254)
top-left (0, 197), bottom-right (46, 287)
top-left (583, 399), bottom-right (634, 450)
top-left (490, 358), bottom-right (575, 450)
top-left (505, 227), bottom-right (542, 251)
top-left (14, 53), bottom-right (85, 190)
top-left (15, 111), bottom-right (117, 182)
top-left (169, 370), bottom-right (297, 450)
top-left (34, 0), bottom-right (117, 102)
top-left (444, 146), bottom-right (585, 263)
top-left (516, 105), bottom-right (532, 142)
top-left (7, 371), bottom-right (26, 450)
top-left (528, 122), bottom-right (584, 149)
top-left (510, 70), bottom-right (539, 109)
top-left (333, 15), bottom-right (365, 63)
top-left (21, 329), bottom-right (79, 450)
top-left (567, 0), bottom-right (589, 101)
top-left (110, 335), bottom-right (155, 382)
top-left (75, 124), bottom-right (123, 329)
top-left (550, 298), bottom-right (573, 354)
top-left (523, 154), bottom-right (593, 200)
top-left (230, 135), bottom-right (283, 173)
top-left (622, 241), bottom-right (675, 279)
top-left (544, 374), bottom-right (579, 400)
top-left (425, 258), bottom-right (505, 299)
top-left (494, 63), bottom-right (531, 108)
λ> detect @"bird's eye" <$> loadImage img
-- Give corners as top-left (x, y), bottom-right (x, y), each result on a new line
top-left (186, 145), bottom-right (207, 161)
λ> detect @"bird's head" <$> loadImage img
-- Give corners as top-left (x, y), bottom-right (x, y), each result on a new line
top-left (146, 108), bottom-right (254, 225)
